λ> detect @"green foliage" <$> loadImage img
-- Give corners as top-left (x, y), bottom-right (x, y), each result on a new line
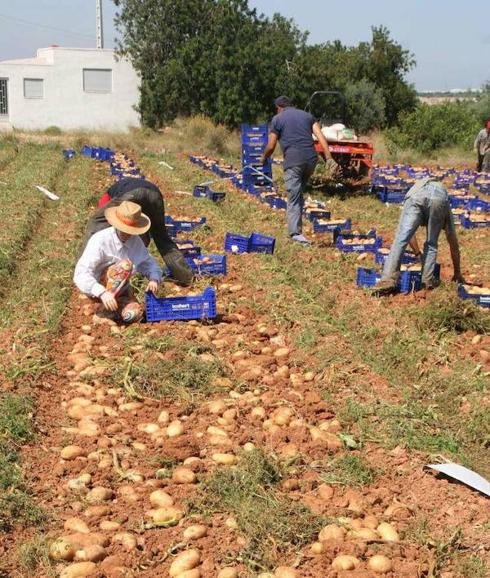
top-left (386, 100), bottom-right (481, 153)
top-left (17, 536), bottom-right (54, 574)
top-left (344, 79), bottom-right (386, 133)
top-left (321, 454), bottom-right (377, 486)
top-left (114, 2), bottom-right (415, 129)
top-left (188, 450), bottom-right (325, 570)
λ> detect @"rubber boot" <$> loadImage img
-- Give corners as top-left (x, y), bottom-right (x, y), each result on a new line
top-left (163, 248), bottom-right (194, 286)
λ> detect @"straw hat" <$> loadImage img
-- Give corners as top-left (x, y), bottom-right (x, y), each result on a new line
top-left (105, 201), bottom-right (151, 235)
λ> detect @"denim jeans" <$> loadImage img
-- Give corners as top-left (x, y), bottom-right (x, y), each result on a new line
top-left (382, 181), bottom-right (455, 286)
top-left (283, 160), bottom-right (317, 236)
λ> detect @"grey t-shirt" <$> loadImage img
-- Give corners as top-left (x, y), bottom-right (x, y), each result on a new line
top-left (270, 107), bottom-right (318, 170)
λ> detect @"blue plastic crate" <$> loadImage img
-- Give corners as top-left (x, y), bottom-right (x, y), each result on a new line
top-left (241, 123), bottom-right (268, 138)
top-left (336, 233), bottom-right (382, 253)
top-left (249, 232), bottom-right (275, 254)
top-left (224, 232), bottom-right (250, 253)
top-left (460, 215), bottom-right (490, 229)
top-left (313, 218), bottom-right (352, 233)
top-left (186, 254), bottom-right (227, 276)
top-left (63, 149), bottom-right (76, 159)
top-left (356, 267), bottom-right (380, 288)
top-left (175, 240), bottom-right (201, 258)
top-left (306, 208), bottom-right (331, 221)
top-left (467, 198), bottom-right (490, 212)
top-left (375, 248), bottom-right (417, 266)
top-left (81, 145), bottom-right (93, 157)
top-left (165, 216), bottom-right (207, 232)
top-left (145, 288), bottom-right (217, 322)
top-left (262, 195), bottom-right (287, 210)
top-left (458, 284), bottom-right (490, 308)
top-left (242, 143), bottom-right (266, 155)
top-left (192, 185), bottom-right (209, 198)
top-left (376, 190), bottom-right (407, 203)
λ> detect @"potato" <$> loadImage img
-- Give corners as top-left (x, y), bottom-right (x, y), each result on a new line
top-left (225, 517), bottom-right (238, 530)
top-left (64, 517), bottom-right (90, 534)
top-left (208, 400), bottom-right (227, 414)
top-left (151, 506), bottom-right (184, 527)
top-left (112, 532), bottom-right (137, 551)
top-left (169, 548), bottom-right (201, 577)
top-left (310, 541), bottom-right (324, 554)
top-left (167, 420), bottom-right (184, 437)
top-left (368, 555), bottom-right (392, 574)
top-left (362, 515), bottom-right (379, 529)
top-left (348, 528), bottom-right (379, 541)
top-left (158, 410), bottom-right (170, 423)
top-left (172, 467), bottom-right (197, 484)
top-left (74, 544), bottom-right (106, 562)
top-left (275, 566), bottom-right (297, 578)
top-left (150, 489), bottom-right (174, 508)
top-left (61, 445), bottom-right (86, 460)
top-left (377, 522), bottom-right (400, 542)
top-left (99, 520), bottom-right (120, 531)
top-left (86, 486), bottom-right (114, 504)
top-left (207, 426), bottom-right (229, 437)
top-left (272, 407), bottom-right (293, 426)
top-left (176, 570), bottom-right (201, 578)
top-left (183, 524), bottom-right (208, 540)
top-left (331, 555), bottom-right (360, 571)
top-left (217, 568), bottom-right (239, 578)
top-left (318, 524), bottom-right (345, 542)
top-left (212, 453), bottom-right (238, 465)
top-left (243, 442), bottom-right (255, 452)
top-left (60, 562), bottom-right (97, 578)
top-left (49, 539), bottom-right (76, 561)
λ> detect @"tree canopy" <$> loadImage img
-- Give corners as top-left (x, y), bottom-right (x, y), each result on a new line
top-left (113, 0), bottom-right (417, 130)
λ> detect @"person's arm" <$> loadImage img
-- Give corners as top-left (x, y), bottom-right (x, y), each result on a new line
top-left (73, 237), bottom-right (107, 299)
top-left (312, 122), bottom-right (333, 161)
top-left (445, 211), bottom-right (464, 282)
top-left (262, 133), bottom-right (278, 162)
top-left (134, 238), bottom-right (163, 288)
top-left (408, 234), bottom-right (422, 257)
top-left (474, 131), bottom-right (481, 152)
top-left (132, 188), bottom-right (177, 258)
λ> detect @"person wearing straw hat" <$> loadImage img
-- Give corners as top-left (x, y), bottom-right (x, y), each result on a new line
top-left (85, 176), bottom-right (193, 286)
top-left (74, 201), bottom-right (162, 323)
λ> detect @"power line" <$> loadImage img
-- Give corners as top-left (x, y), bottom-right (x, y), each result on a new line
top-left (0, 12), bottom-right (94, 39)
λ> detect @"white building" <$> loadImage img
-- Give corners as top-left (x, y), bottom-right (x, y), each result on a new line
top-left (0, 46), bottom-right (140, 132)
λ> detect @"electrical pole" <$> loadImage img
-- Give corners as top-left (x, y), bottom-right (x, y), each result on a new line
top-left (96, 0), bottom-right (104, 49)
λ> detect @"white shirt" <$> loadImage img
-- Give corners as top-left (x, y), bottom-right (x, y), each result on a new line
top-left (74, 227), bottom-right (162, 298)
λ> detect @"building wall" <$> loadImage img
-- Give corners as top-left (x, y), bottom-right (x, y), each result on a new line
top-left (0, 48), bottom-right (140, 132)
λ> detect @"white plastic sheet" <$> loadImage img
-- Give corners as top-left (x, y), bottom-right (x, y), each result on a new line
top-left (35, 185), bottom-right (59, 201)
top-left (427, 463), bottom-right (490, 497)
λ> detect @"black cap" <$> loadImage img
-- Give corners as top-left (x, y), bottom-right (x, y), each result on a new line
top-left (274, 96), bottom-right (292, 108)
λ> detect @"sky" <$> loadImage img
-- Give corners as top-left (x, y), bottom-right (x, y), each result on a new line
top-left (0, 0), bottom-right (488, 91)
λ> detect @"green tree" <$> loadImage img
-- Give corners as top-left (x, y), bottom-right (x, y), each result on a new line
top-left (344, 80), bottom-right (386, 133)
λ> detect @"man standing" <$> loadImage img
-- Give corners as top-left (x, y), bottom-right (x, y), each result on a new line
top-left (375, 178), bottom-right (464, 295)
top-left (474, 119), bottom-right (490, 173)
top-left (262, 96), bottom-right (334, 245)
top-left (84, 177), bottom-right (193, 285)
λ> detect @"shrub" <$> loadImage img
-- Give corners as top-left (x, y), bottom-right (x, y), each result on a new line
top-left (386, 101), bottom-right (481, 153)
top-left (345, 79), bottom-right (386, 133)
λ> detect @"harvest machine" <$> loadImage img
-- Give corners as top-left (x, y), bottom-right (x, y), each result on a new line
top-left (306, 91), bottom-right (374, 179)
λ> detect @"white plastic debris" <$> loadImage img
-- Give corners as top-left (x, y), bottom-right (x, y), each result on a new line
top-left (427, 463), bottom-right (490, 497)
top-left (158, 161), bottom-right (174, 170)
top-left (35, 185), bottom-right (59, 200)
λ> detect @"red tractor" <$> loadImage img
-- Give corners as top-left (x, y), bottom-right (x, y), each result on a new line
top-left (306, 91), bottom-right (374, 180)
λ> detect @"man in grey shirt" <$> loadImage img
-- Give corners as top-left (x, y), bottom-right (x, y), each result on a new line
top-left (262, 96), bottom-right (334, 245)
top-left (474, 119), bottom-right (490, 172)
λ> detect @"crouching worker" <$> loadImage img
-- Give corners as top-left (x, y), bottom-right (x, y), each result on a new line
top-left (74, 201), bottom-right (162, 323)
top-left (375, 178), bottom-right (464, 295)
top-left (85, 177), bottom-right (193, 286)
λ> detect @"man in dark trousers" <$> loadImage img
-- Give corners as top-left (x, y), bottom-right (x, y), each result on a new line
top-left (474, 118), bottom-right (490, 173)
top-left (262, 96), bottom-right (334, 244)
top-left (84, 177), bottom-right (193, 285)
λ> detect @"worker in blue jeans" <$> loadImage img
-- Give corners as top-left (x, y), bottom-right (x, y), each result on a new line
top-left (262, 96), bottom-right (335, 244)
top-left (375, 178), bottom-right (465, 295)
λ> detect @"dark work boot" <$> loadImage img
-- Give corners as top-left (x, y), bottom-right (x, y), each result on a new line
top-left (163, 248), bottom-right (194, 286)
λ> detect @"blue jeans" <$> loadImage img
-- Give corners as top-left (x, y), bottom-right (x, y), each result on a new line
top-left (284, 161), bottom-right (317, 236)
top-left (382, 181), bottom-right (455, 286)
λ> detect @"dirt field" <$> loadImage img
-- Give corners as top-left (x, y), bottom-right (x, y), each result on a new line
top-left (0, 132), bottom-right (488, 578)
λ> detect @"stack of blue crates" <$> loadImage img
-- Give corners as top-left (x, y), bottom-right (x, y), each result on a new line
top-left (241, 124), bottom-right (273, 189)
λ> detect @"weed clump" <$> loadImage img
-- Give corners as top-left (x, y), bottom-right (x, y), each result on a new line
top-left (414, 293), bottom-right (490, 335)
top-left (188, 450), bottom-right (325, 571)
top-left (321, 454), bottom-right (377, 486)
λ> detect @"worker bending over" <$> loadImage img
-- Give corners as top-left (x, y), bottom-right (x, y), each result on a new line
top-left (474, 118), bottom-right (490, 173)
top-left (84, 177), bottom-right (193, 285)
top-left (262, 96), bottom-right (334, 245)
top-left (375, 178), bottom-right (464, 295)
top-left (74, 201), bottom-right (162, 323)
